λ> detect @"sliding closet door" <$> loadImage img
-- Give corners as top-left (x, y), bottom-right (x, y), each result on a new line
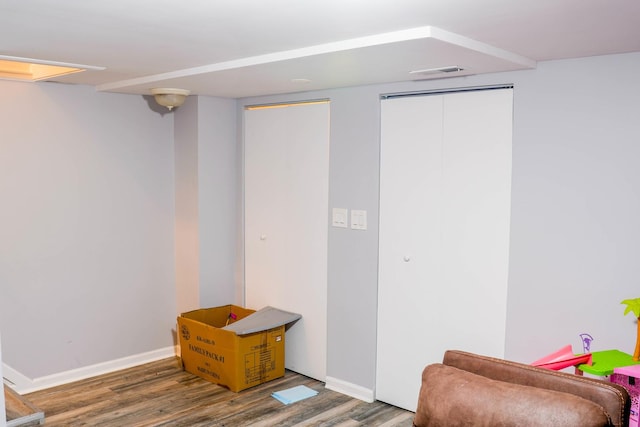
top-left (376, 89), bottom-right (513, 411)
top-left (244, 102), bottom-right (329, 381)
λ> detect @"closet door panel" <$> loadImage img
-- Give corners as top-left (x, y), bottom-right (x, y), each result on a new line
top-left (440, 90), bottom-right (513, 354)
top-left (377, 95), bottom-right (445, 408)
top-left (245, 108), bottom-right (288, 308)
top-left (376, 89), bottom-right (512, 411)
top-left (244, 102), bottom-right (329, 381)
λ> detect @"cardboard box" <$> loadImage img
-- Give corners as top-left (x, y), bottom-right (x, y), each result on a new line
top-left (177, 305), bottom-right (285, 392)
top-left (611, 364), bottom-right (640, 427)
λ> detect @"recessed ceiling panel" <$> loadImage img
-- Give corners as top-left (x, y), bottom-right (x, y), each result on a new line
top-left (97, 27), bottom-right (535, 98)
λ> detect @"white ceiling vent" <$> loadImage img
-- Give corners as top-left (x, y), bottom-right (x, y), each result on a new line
top-left (409, 66), bottom-right (465, 76)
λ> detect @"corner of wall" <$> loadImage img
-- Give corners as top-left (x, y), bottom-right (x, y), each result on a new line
top-left (3, 347), bottom-right (177, 395)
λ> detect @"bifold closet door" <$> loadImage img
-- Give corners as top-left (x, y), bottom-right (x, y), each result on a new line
top-left (244, 102), bottom-right (329, 381)
top-left (376, 89), bottom-right (513, 411)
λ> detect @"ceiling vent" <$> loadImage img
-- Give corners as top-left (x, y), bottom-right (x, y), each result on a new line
top-left (409, 66), bottom-right (465, 76)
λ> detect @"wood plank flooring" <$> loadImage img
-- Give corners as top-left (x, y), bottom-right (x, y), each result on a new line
top-left (21, 357), bottom-right (415, 426)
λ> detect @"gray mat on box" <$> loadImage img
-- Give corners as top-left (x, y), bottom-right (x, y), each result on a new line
top-left (221, 306), bottom-right (301, 335)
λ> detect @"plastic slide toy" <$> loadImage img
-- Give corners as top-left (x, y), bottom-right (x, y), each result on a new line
top-left (531, 344), bottom-right (593, 371)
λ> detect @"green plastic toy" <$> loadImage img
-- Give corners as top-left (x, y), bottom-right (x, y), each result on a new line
top-left (621, 298), bottom-right (640, 361)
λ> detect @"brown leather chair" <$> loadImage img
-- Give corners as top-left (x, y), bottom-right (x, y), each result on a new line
top-left (414, 350), bottom-right (630, 427)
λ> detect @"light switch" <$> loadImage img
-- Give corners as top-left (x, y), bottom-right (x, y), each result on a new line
top-left (351, 210), bottom-right (367, 230)
top-left (332, 208), bottom-right (348, 228)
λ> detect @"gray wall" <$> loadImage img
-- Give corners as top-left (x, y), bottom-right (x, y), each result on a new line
top-left (174, 96), bottom-right (239, 309)
top-left (504, 53), bottom-right (640, 361)
top-left (239, 52), bottom-right (640, 391)
top-left (0, 82), bottom-right (176, 378)
top-left (174, 95), bottom-right (201, 313)
top-left (195, 97), bottom-right (238, 307)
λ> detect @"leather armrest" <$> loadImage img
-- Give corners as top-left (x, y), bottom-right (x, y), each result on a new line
top-left (414, 364), bottom-right (611, 427)
top-left (442, 350), bottom-right (629, 427)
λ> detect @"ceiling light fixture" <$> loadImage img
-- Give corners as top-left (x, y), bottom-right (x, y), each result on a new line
top-left (0, 55), bottom-right (105, 82)
top-left (150, 88), bottom-right (191, 111)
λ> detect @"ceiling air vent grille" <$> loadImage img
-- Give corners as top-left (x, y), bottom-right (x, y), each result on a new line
top-left (409, 66), bottom-right (465, 76)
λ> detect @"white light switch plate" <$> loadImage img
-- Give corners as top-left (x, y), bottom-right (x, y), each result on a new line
top-left (351, 210), bottom-right (367, 230)
top-left (332, 208), bottom-right (348, 228)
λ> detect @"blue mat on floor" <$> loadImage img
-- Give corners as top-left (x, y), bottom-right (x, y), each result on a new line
top-left (271, 385), bottom-right (319, 405)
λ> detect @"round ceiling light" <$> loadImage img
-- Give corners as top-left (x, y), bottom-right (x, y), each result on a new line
top-left (150, 88), bottom-right (191, 111)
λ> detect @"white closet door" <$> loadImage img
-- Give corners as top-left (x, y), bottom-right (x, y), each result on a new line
top-left (244, 102), bottom-right (329, 381)
top-left (376, 89), bottom-right (513, 411)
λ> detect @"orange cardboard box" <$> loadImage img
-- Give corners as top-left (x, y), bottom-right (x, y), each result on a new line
top-left (177, 304), bottom-right (285, 392)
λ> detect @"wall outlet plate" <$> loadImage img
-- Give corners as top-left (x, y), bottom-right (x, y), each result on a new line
top-left (351, 210), bottom-right (367, 230)
top-left (332, 208), bottom-right (348, 228)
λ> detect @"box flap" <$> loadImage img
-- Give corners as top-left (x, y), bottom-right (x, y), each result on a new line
top-left (180, 305), bottom-right (254, 328)
top-left (222, 306), bottom-right (301, 335)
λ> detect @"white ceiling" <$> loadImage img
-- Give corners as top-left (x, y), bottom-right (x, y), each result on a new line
top-left (1, 0), bottom-right (639, 98)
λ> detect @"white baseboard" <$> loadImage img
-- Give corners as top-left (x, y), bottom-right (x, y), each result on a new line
top-left (325, 376), bottom-right (374, 403)
top-left (3, 346), bottom-right (178, 395)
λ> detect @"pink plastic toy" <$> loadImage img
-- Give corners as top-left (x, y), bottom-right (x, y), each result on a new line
top-left (531, 344), bottom-right (592, 371)
top-left (612, 364), bottom-right (640, 427)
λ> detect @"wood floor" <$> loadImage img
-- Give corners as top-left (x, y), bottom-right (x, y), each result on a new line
top-left (18, 357), bottom-right (415, 426)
